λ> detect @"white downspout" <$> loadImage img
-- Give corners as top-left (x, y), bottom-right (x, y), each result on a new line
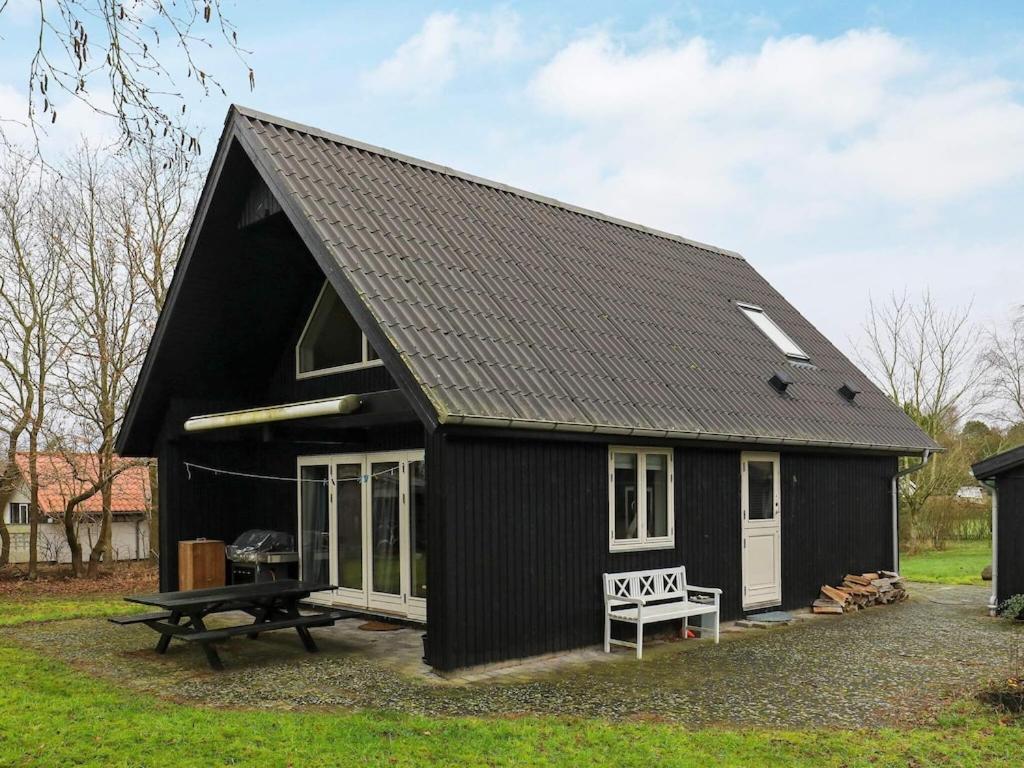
top-left (984, 479), bottom-right (998, 615)
top-left (892, 450), bottom-right (932, 573)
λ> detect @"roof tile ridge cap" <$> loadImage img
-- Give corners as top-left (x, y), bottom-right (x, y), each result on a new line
top-left (230, 104), bottom-right (744, 262)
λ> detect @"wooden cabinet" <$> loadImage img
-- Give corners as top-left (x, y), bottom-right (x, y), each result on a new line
top-left (178, 539), bottom-right (226, 591)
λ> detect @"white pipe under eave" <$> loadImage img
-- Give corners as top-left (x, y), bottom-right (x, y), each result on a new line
top-left (183, 395), bottom-right (361, 432)
top-left (986, 480), bottom-right (999, 615)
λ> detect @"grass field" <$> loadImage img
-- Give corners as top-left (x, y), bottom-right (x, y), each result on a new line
top-left (901, 540), bottom-right (991, 586)
top-left (1, 598), bottom-right (1023, 766)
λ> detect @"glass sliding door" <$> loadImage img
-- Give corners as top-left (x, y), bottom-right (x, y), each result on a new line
top-left (297, 450), bottom-right (426, 619)
top-left (406, 459), bottom-right (427, 620)
top-left (298, 463), bottom-right (330, 592)
top-left (335, 462), bottom-right (365, 604)
top-left (368, 461), bottom-right (402, 611)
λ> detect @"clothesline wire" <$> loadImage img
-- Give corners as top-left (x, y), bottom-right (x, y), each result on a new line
top-left (183, 461), bottom-right (399, 485)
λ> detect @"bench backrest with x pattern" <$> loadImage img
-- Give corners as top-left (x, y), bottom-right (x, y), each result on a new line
top-left (603, 566), bottom-right (688, 607)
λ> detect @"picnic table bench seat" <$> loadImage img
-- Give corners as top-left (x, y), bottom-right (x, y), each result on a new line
top-left (603, 566), bottom-right (721, 660)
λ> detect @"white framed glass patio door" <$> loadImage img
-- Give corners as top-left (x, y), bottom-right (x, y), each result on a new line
top-left (297, 450), bottom-right (426, 621)
top-left (741, 451), bottom-right (782, 609)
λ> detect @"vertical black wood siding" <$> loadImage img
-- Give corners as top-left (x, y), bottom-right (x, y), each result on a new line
top-left (426, 432), bottom-right (896, 670)
top-left (996, 469), bottom-right (1024, 602)
top-left (780, 453), bottom-right (896, 609)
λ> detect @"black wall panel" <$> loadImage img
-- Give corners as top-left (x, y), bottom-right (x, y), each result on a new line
top-left (427, 432), bottom-right (896, 670)
top-left (996, 469), bottom-right (1024, 602)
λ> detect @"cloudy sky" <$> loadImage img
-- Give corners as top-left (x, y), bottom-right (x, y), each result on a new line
top-left (3, 1), bottom-right (1023, 356)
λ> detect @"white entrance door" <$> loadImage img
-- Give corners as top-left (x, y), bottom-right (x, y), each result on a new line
top-left (297, 450), bottom-right (426, 621)
top-left (741, 452), bottom-right (782, 609)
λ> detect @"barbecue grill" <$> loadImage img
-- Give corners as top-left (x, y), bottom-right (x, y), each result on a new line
top-left (226, 529), bottom-right (298, 583)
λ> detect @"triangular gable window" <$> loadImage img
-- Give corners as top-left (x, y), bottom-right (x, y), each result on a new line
top-left (296, 281), bottom-right (382, 378)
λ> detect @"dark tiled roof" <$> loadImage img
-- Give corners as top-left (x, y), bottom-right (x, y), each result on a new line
top-left (973, 445), bottom-right (1024, 480)
top-left (232, 106), bottom-right (936, 453)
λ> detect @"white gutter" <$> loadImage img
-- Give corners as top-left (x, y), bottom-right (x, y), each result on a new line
top-left (444, 413), bottom-right (937, 455)
top-left (983, 479), bottom-right (998, 615)
top-left (184, 395), bottom-right (361, 432)
top-left (891, 450), bottom-right (932, 573)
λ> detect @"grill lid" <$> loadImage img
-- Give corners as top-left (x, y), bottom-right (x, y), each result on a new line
top-left (226, 529), bottom-right (295, 560)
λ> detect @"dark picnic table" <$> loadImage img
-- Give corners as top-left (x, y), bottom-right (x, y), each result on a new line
top-left (109, 580), bottom-right (347, 670)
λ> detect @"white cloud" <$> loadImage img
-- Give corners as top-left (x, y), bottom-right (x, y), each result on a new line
top-left (361, 8), bottom-right (522, 97)
top-left (526, 29), bottom-right (1024, 234)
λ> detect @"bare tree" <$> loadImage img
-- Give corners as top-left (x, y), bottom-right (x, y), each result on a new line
top-left (982, 306), bottom-right (1024, 426)
top-left (116, 139), bottom-right (198, 313)
top-left (1, 0), bottom-right (253, 157)
top-left (858, 291), bottom-right (986, 552)
top-left (58, 147), bottom-right (151, 576)
top-left (861, 291), bottom-right (986, 437)
top-left (0, 159), bottom-right (37, 567)
top-left (0, 157), bottom-right (69, 572)
top-left (111, 139), bottom-right (197, 563)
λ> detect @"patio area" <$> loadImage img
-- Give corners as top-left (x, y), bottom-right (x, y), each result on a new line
top-left (7, 583), bottom-right (1019, 728)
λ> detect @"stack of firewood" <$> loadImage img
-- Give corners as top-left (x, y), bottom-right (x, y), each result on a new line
top-left (812, 571), bottom-right (908, 614)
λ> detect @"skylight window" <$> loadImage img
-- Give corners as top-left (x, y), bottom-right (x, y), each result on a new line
top-left (737, 303), bottom-right (809, 361)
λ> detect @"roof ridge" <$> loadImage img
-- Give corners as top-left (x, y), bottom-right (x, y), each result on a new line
top-left (229, 104), bottom-right (744, 261)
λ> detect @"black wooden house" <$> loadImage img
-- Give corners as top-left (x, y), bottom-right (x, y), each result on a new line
top-left (972, 446), bottom-right (1024, 613)
top-left (117, 106), bottom-right (937, 670)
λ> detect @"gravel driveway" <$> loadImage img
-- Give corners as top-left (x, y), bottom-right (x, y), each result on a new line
top-left (6, 583), bottom-right (1021, 727)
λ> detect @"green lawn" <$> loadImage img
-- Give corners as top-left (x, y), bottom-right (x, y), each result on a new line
top-left (0, 596), bottom-right (143, 627)
top-left (901, 540), bottom-right (991, 586)
top-left (1, 599), bottom-right (1023, 766)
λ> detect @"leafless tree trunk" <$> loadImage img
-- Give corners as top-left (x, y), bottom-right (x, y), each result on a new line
top-left (53, 459), bottom-right (139, 577)
top-left (0, 154), bottom-right (73, 574)
top-left (114, 140), bottom-right (197, 564)
top-left (56, 147), bottom-right (150, 577)
top-left (858, 291), bottom-right (986, 552)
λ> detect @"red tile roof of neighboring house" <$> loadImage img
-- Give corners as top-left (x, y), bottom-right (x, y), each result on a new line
top-left (14, 453), bottom-right (151, 515)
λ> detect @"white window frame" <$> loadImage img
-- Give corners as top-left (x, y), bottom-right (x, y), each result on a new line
top-left (737, 302), bottom-right (809, 361)
top-left (297, 449), bottom-right (426, 622)
top-left (9, 502), bottom-right (29, 526)
top-left (295, 281), bottom-right (385, 380)
top-left (608, 446), bottom-right (675, 552)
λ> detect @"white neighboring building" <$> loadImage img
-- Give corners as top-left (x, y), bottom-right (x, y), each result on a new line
top-left (5, 453), bottom-right (151, 564)
top-left (955, 485), bottom-right (986, 503)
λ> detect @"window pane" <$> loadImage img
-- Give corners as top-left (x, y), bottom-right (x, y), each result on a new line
top-left (298, 287), bottom-right (362, 372)
top-left (748, 461), bottom-right (775, 520)
top-left (740, 305), bottom-right (808, 360)
top-left (336, 463), bottom-right (363, 590)
top-left (646, 454), bottom-right (669, 538)
top-left (408, 460), bottom-right (427, 599)
top-left (366, 338), bottom-right (380, 361)
top-left (613, 452), bottom-right (638, 540)
top-left (370, 462), bottom-right (401, 595)
top-left (299, 465), bottom-right (330, 584)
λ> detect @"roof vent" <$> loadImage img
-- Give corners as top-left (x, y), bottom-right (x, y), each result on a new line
top-left (838, 382), bottom-right (862, 402)
top-left (769, 370), bottom-right (794, 395)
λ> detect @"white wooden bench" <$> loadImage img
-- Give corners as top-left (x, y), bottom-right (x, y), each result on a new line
top-left (603, 566), bottom-right (721, 659)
